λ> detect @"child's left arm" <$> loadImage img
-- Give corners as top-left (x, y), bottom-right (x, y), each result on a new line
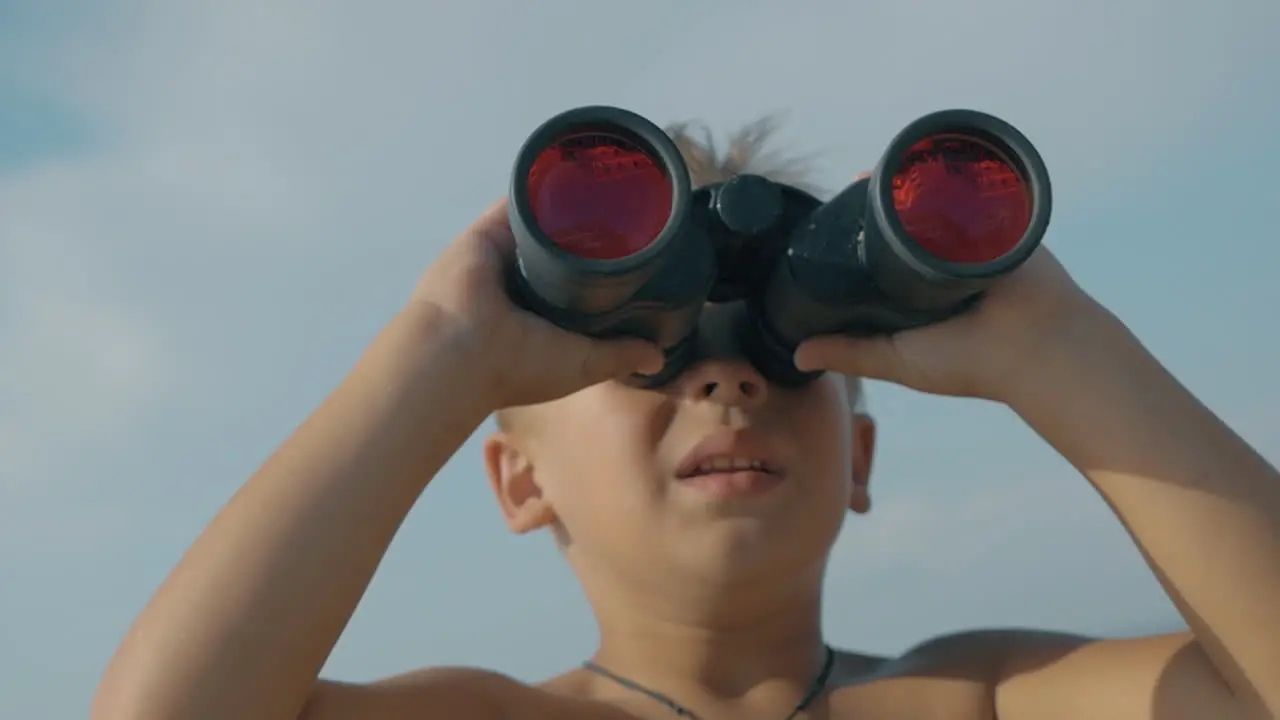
top-left (796, 248), bottom-right (1280, 719)
top-left (1003, 300), bottom-right (1280, 719)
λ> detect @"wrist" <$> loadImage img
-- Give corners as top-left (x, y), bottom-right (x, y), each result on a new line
top-left (996, 295), bottom-right (1142, 413)
top-left (998, 298), bottom-right (1170, 453)
top-left (377, 301), bottom-right (501, 428)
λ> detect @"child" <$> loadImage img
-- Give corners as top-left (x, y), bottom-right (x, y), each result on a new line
top-left (93, 120), bottom-right (1280, 720)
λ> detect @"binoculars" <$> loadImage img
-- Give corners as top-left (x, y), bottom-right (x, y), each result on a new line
top-left (505, 106), bottom-right (1051, 388)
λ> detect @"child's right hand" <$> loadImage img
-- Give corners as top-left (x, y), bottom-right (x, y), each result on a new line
top-left (405, 199), bottom-right (665, 413)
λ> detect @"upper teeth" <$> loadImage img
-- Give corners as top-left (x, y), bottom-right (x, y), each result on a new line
top-left (694, 456), bottom-right (768, 474)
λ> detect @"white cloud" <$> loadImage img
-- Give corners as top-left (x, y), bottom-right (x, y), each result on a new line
top-left (0, 157), bottom-right (181, 556)
top-left (825, 466), bottom-right (1182, 651)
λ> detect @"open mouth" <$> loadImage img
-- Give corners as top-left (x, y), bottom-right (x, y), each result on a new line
top-left (673, 430), bottom-right (787, 499)
top-left (678, 456), bottom-right (781, 479)
top-left (675, 454), bottom-right (785, 500)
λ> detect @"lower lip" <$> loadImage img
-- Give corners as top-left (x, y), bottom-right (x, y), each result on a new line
top-left (679, 471), bottom-right (783, 499)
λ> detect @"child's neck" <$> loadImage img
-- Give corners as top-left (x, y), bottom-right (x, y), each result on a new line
top-left (586, 571), bottom-right (830, 703)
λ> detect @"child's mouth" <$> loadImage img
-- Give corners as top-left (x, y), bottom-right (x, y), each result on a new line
top-left (674, 430), bottom-right (787, 499)
top-left (678, 467), bottom-right (784, 499)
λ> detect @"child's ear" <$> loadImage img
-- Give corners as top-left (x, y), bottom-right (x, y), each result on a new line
top-left (848, 413), bottom-right (877, 515)
top-left (483, 430), bottom-right (557, 534)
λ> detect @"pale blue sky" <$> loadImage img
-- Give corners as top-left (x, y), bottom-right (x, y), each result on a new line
top-left (1, 1), bottom-right (1278, 718)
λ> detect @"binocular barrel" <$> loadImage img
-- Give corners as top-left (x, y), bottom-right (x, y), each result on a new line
top-left (506, 105), bottom-right (1051, 387)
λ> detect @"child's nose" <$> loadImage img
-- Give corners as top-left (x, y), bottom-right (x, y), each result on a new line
top-left (680, 359), bottom-right (768, 407)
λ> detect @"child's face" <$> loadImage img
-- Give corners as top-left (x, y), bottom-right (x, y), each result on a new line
top-left (484, 305), bottom-right (876, 585)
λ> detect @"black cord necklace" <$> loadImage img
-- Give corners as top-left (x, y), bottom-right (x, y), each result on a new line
top-left (581, 644), bottom-right (836, 719)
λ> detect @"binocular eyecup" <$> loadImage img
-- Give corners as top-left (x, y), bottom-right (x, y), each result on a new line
top-left (506, 105), bottom-right (1051, 388)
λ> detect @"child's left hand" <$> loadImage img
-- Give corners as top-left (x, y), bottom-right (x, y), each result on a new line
top-left (793, 244), bottom-right (1103, 404)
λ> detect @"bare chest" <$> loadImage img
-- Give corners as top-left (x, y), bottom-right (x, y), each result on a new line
top-left (528, 670), bottom-right (996, 720)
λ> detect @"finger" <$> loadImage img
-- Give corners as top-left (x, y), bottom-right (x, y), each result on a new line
top-left (794, 335), bottom-right (901, 382)
top-left (576, 336), bottom-right (666, 384)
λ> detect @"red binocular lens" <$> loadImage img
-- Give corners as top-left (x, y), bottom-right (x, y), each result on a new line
top-left (890, 134), bottom-right (1031, 265)
top-left (525, 131), bottom-right (673, 261)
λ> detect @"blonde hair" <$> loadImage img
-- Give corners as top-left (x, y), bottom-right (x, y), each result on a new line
top-left (664, 116), bottom-right (826, 197)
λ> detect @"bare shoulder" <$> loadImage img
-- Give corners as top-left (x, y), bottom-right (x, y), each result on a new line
top-left (862, 628), bottom-right (1244, 720)
top-left (295, 630), bottom-right (1244, 720)
top-left (301, 666), bottom-right (528, 720)
top-left (824, 635), bottom-right (1011, 719)
top-left (300, 665), bottom-right (630, 720)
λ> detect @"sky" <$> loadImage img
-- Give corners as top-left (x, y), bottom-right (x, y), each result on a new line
top-left (0, 0), bottom-right (1278, 717)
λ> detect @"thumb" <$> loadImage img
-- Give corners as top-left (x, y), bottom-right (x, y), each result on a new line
top-left (793, 334), bottom-right (902, 383)
top-left (577, 337), bottom-right (666, 384)
top-left (470, 197), bottom-right (516, 255)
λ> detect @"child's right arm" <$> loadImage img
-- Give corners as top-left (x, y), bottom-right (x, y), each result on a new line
top-left (90, 201), bottom-right (663, 720)
top-left (92, 306), bottom-right (493, 720)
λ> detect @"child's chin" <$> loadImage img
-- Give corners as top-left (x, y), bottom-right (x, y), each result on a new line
top-left (674, 516), bottom-right (833, 576)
